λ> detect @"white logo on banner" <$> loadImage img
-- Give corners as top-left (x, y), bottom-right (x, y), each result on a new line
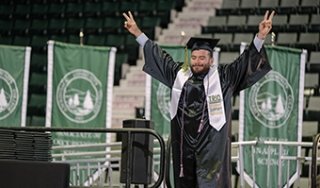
top-left (156, 83), bottom-right (171, 121)
top-left (249, 70), bottom-right (294, 128)
top-left (0, 68), bottom-right (19, 120)
top-left (56, 69), bottom-right (103, 123)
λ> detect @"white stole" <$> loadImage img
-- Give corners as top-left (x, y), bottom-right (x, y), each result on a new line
top-left (170, 67), bottom-right (226, 131)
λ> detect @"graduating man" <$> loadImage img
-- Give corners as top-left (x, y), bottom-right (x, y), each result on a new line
top-left (123, 10), bottom-right (275, 188)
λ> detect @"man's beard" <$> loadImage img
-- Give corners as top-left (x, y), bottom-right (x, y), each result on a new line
top-left (191, 64), bottom-right (210, 75)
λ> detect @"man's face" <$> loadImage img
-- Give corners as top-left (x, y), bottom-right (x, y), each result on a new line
top-left (190, 49), bottom-right (213, 75)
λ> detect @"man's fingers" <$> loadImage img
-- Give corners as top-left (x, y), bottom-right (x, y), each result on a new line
top-left (128, 11), bottom-right (134, 20)
top-left (268, 10), bottom-right (275, 21)
top-left (263, 10), bottom-right (269, 21)
top-left (123, 12), bottom-right (130, 21)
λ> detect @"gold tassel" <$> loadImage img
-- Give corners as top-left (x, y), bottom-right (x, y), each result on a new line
top-left (182, 47), bottom-right (189, 72)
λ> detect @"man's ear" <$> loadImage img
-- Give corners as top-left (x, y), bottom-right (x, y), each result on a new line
top-left (210, 57), bottom-right (214, 66)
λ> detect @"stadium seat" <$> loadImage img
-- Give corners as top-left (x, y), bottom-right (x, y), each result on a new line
top-left (30, 19), bottom-right (48, 34)
top-left (0, 19), bottom-right (13, 35)
top-left (48, 18), bottom-right (66, 34)
top-left (288, 14), bottom-right (309, 32)
top-left (233, 33), bottom-right (254, 46)
top-left (138, 1), bottom-right (157, 16)
top-left (302, 121), bottom-right (318, 143)
top-left (66, 18), bottom-right (85, 34)
top-left (13, 35), bottom-right (31, 46)
top-left (100, 2), bottom-right (119, 16)
top-left (271, 15), bottom-right (288, 32)
top-left (65, 2), bottom-right (83, 17)
top-left (213, 33), bottom-right (233, 51)
top-left (279, 0), bottom-right (300, 13)
top-left (106, 34), bottom-right (126, 50)
top-left (102, 17), bottom-right (123, 34)
top-left (240, 0), bottom-right (258, 14)
top-left (227, 15), bottom-right (247, 32)
top-left (141, 16), bottom-right (160, 39)
top-left (156, 0), bottom-right (175, 27)
top-left (31, 3), bottom-right (48, 18)
top-left (13, 19), bottom-right (31, 35)
top-left (309, 51), bottom-right (320, 64)
top-left (85, 35), bottom-right (106, 46)
top-left (309, 14), bottom-right (320, 32)
top-left (204, 16), bottom-right (227, 32)
top-left (14, 4), bottom-right (32, 18)
top-left (304, 73), bottom-right (319, 88)
top-left (0, 4), bottom-right (14, 19)
top-left (299, 0), bottom-right (319, 14)
top-left (297, 33), bottom-right (320, 50)
top-left (84, 18), bottom-right (103, 34)
top-left (119, 2), bottom-right (138, 16)
top-left (276, 33), bottom-right (298, 46)
top-left (47, 3), bottom-right (65, 18)
top-left (259, 0), bottom-right (279, 13)
top-left (308, 96), bottom-right (320, 111)
top-left (49, 35), bottom-right (68, 43)
top-left (218, 0), bottom-right (240, 15)
top-left (83, 2), bottom-right (101, 17)
top-left (67, 34), bottom-right (81, 44)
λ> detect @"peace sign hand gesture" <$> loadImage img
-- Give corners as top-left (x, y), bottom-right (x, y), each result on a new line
top-left (123, 11), bottom-right (142, 37)
top-left (258, 10), bottom-right (275, 39)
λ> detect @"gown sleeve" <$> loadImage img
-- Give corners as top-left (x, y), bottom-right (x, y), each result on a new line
top-left (220, 41), bottom-right (272, 94)
top-left (142, 40), bottom-right (182, 88)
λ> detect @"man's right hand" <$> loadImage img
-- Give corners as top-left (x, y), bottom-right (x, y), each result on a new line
top-left (123, 11), bottom-right (142, 37)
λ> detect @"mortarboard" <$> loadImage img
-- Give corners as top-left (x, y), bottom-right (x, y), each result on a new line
top-left (186, 37), bottom-right (220, 53)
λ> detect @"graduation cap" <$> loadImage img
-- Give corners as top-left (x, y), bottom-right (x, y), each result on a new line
top-left (186, 37), bottom-right (220, 53)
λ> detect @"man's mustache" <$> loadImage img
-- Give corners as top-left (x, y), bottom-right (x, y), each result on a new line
top-left (192, 64), bottom-right (204, 67)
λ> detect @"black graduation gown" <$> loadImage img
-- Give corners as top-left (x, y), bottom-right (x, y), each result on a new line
top-left (142, 39), bottom-right (272, 188)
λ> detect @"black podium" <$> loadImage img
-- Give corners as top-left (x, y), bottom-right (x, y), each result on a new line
top-left (120, 119), bottom-right (154, 185)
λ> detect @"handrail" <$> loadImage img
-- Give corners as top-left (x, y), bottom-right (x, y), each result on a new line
top-left (0, 126), bottom-right (166, 188)
top-left (311, 133), bottom-right (320, 188)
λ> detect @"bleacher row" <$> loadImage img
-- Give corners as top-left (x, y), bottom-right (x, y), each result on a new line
top-left (0, 0), bottom-right (182, 126)
top-left (217, 0), bottom-right (319, 15)
top-left (202, 2), bottom-right (320, 77)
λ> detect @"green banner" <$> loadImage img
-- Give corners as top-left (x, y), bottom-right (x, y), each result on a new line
top-left (239, 46), bottom-right (306, 187)
top-left (47, 41), bottom-right (116, 185)
top-left (0, 45), bottom-right (31, 127)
